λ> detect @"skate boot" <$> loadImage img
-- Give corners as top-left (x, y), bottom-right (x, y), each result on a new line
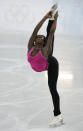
top-left (49, 114), bottom-right (63, 127)
top-left (49, 3), bottom-right (58, 20)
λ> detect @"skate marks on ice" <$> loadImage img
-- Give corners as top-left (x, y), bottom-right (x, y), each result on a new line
top-left (0, 46), bottom-right (51, 131)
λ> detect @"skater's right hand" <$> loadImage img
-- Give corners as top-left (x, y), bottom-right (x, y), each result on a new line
top-left (45, 11), bottom-right (52, 19)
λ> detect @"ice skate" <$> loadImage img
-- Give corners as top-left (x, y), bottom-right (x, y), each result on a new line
top-left (49, 114), bottom-right (63, 127)
top-left (49, 3), bottom-right (58, 20)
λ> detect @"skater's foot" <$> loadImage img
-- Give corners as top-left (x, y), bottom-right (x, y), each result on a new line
top-left (49, 3), bottom-right (58, 20)
top-left (49, 114), bottom-right (63, 127)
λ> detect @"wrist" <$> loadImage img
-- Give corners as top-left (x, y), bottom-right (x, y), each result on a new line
top-left (54, 16), bottom-right (58, 20)
top-left (44, 15), bottom-right (48, 19)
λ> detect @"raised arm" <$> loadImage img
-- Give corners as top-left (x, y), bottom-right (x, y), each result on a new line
top-left (27, 11), bottom-right (52, 52)
top-left (45, 11), bottom-right (58, 54)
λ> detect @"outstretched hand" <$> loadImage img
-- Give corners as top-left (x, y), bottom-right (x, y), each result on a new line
top-left (45, 11), bottom-right (52, 19)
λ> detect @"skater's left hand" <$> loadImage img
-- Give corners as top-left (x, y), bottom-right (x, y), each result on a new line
top-left (45, 11), bottom-right (52, 18)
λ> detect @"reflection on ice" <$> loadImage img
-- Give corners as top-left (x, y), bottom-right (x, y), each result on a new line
top-left (45, 71), bottom-right (74, 81)
top-left (59, 71), bottom-right (74, 80)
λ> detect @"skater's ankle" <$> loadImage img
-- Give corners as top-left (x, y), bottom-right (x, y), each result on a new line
top-left (54, 113), bottom-right (61, 117)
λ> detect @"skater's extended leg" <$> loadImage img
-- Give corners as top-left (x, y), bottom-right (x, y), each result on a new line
top-left (46, 20), bottom-right (54, 56)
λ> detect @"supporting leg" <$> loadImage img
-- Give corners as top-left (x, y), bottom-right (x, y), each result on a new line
top-left (47, 56), bottom-right (61, 116)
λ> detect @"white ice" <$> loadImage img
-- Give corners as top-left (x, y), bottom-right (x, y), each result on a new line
top-left (0, 0), bottom-right (83, 131)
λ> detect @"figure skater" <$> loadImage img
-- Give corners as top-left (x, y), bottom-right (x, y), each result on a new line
top-left (27, 4), bottom-right (63, 127)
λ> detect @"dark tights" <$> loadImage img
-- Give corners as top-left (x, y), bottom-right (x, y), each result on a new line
top-left (46, 20), bottom-right (61, 116)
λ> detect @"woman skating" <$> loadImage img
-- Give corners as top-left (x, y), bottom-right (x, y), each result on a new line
top-left (27, 4), bottom-right (63, 127)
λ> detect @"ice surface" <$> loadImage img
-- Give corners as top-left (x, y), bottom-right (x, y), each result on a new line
top-left (0, 34), bottom-right (83, 131)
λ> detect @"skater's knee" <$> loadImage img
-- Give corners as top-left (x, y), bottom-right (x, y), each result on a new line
top-left (48, 79), bottom-right (57, 87)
